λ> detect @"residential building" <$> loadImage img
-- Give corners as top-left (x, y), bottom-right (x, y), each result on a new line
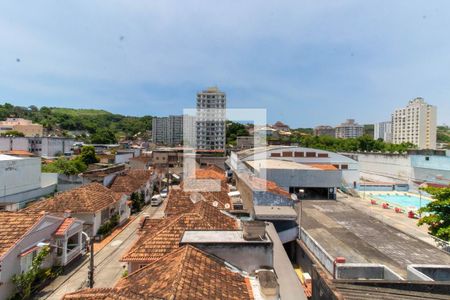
top-left (272, 121), bottom-right (290, 132)
top-left (0, 211), bottom-right (84, 299)
top-left (129, 155), bottom-right (151, 170)
top-left (374, 121), bottom-right (392, 142)
top-left (314, 125), bottom-right (335, 137)
top-left (0, 136), bottom-right (75, 158)
top-left (152, 115), bottom-right (184, 146)
top-left (80, 164), bottom-right (126, 186)
top-left (236, 136), bottom-right (255, 150)
top-left (196, 87), bottom-right (226, 150)
top-left (391, 97), bottom-right (437, 149)
top-left (121, 200), bottom-right (239, 272)
top-left (23, 183), bottom-right (130, 236)
top-left (0, 118), bottom-right (43, 137)
top-left (66, 245), bottom-right (257, 300)
top-left (335, 119), bottom-right (364, 139)
top-left (109, 169), bottom-right (155, 204)
top-left (0, 154), bottom-right (57, 211)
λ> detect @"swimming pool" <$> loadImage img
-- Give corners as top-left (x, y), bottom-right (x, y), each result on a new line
top-left (371, 193), bottom-right (431, 210)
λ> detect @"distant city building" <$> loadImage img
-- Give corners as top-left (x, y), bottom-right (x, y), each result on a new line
top-left (152, 115), bottom-right (184, 146)
top-left (0, 117), bottom-right (43, 137)
top-left (0, 137), bottom-right (75, 158)
top-left (272, 121), bottom-right (290, 132)
top-left (196, 87), bottom-right (226, 150)
top-left (335, 119), bottom-right (364, 139)
top-left (314, 125), bottom-right (335, 137)
top-left (374, 121), bottom-right (392, 142)
top-left (236, 136), bottom-right (255, 150)
top-left (391, 97), bottom-right (437, 149)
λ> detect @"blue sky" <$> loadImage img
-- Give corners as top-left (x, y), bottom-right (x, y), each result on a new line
top-left (1, 0), bottom-right (449, 127)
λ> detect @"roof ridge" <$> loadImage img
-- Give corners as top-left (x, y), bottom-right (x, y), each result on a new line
top-left (171, 245), bottom-right (191, 298)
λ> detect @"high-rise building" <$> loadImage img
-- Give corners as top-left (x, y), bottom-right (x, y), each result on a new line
top-left (391, 97), bottom-right (437, 149)
top-left (335, 119), bottom-right (364, 139)
top-left (314, 125), bottom-right (335, 137)
top-left (374, 121), bottom-right (392, 142)
top-left (196, 87), bottom-right (226, 150)
top-left (152, 115), bottom-right (184, 146)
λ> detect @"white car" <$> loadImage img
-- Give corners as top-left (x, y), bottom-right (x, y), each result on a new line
top-left (150, 194), bottom-right (163, 206)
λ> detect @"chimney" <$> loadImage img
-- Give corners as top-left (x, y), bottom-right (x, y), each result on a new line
top-left (63, 210), bottom-right (72, 218)
top-left (257, 270), bottom-right (279, 297)
top-left (242, 221), bottom-right (266, 240)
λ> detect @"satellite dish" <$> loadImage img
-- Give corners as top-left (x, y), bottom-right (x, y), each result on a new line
top-left (212, 201), bottom-right (219, 207)
top-left (290, 194), bottom-right (298, 201)
top-left (224, 203), bottom-right (231, 209)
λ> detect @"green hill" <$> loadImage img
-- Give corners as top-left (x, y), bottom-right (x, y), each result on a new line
top-left (0, 103), bottom-right (153, 143)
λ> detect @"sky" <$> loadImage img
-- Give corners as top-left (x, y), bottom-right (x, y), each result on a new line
top-left (1, 0), bottom-right (450, 127)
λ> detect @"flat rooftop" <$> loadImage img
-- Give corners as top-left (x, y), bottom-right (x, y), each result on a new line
top-left (180, 230), bottom-right (271, 244)
top-left (254, 205), bottom-right (297, 221)
top-left (301, 200), bottom-right (450, 278)
top-left (0, 154), bottom-right (23, 161)
top-left (246, 159), bottom-right (319, 171)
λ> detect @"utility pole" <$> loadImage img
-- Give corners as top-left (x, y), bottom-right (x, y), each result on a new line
top-left (88, 237), bottom-right (94, 288)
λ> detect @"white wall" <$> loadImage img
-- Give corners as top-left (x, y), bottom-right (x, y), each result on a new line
top-left (0, 156), bottom-right (41, 197)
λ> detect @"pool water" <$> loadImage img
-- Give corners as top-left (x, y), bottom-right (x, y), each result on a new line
top-left (372, 193), bottom-right (431, 210)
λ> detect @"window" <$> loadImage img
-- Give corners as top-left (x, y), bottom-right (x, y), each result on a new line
top-left (294, 152), bottom-right (304, 157)
top-left (341, 164), bottom-right (348, 170)
top-left (425, 156), bottom-right (430, 161)
top-left (306, 152), bottom-right (316, 157)
top-left (270, 152), bottom-right (281, 157)
top-left (282, 151), bottom-right (293, 157)
top-left (317, 153), bottom-right (329, 158)
top-left (20, 250), bottom-right (37, 273)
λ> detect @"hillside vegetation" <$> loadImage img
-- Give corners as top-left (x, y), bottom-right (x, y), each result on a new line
top-left (0, 103), bottom-right (152, 143)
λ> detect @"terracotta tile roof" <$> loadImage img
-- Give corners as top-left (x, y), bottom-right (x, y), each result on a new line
top-left (66, 246), bottom-right (253, 300)
top-left (23, 183), bottom-right (123, 214)
top-left (129, 156), bottom-right (151, 163)
top-left (54, 217), bottom-right (75, 236)
top-left (109, 169), bottom-right (152, 195)
top-left (1, 150), bottom-right (35, 156)
top-left (164, 189), bottom-right (196, 216)
top-left (0, 212), bottom-right (44, 258)
top-left (305, 163), bottom-right (338, 170)
top-left (194, 165), bottom-right (226, 180)
top-left (122, 201), bottom-right (238, 263)
top-left (240, 173), bottom-right (290, 197)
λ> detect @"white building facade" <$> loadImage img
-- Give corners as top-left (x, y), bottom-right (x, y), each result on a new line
top-left (0, 137), bottom-right (75, 157)
top-left (391, 98), bottom-right (437, 149)
top-left (196, 87), bottom-right (226, 150)
top-left (335, 119), bottom-right (364, 139)
top-left (374, 121), bottom-right (392, 142)
top-left (152, 115), bottom-right (184, 146)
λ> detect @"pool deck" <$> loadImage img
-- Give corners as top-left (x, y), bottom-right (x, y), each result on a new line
top-left (301, 199), bottom-right (450, 278)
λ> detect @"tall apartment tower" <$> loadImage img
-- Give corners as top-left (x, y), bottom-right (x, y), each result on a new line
top-left (391, 98), bottom-right (437, 149)
top-left (374, 121), bottom-right (392, 142)
top-left (196, 87), bottom-right (226, 150)
top-left (152, 115), bottom-right (184, 146)
top-left (335, 119), bottom-right (364, 139)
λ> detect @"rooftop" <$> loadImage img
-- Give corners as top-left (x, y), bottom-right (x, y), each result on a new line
top-left (301, 200), bottom-right (450, 278)
top-left (181, 230), bottom-right (270, 244)
top-left (254, 205), bottom-right (297, 221)
top-left (122, 201), bottom-right (238, 263)
top-left (66, 245), bottom-right (253, 300)
top-left (109, 169), bottom-right (153, 195)
top-left (23, 183), bottom-right (124, 214)
top-left (0, 154), bottom-right (24, 161)
top-left (246, 159), bottom-right (320, 170)
top-left (0, 211), bottom-right (43, 258)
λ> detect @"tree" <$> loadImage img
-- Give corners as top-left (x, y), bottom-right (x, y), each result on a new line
top-left (418, 187), bottom-right (450, 241)
top-left (11, 245), bottom-right (50, 299)
top-left (90, 128), bottom-right (117, 144)
top-left (78, 146), bottom-right (99, 165)
top-left (42, 158), bottom-right (87, 175)
top-left (0, 130), bottom-right (25, 137)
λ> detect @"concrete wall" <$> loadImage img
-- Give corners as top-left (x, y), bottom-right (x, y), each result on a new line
top-left (407, 265), bottom-right (450, 281)
top-left (0, 156), bottom-right (41, 197)
top-left (300, 229), bottom-right (334, 275)
top-left (263, 168), bottom-right (342, 190)
top-left (190, 243), bottom-right (273, 273)
top-left (115, 152), bottom-right (134, 164)
top-left (335, 263), bottom-right (403, 280)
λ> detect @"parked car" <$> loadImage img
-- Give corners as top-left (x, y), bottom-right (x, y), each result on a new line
top-left (151, 194), bottom-right (163, 206)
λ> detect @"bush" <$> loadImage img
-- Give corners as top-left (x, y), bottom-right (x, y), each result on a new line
top-left (97, 214), bottom-right (120, 236)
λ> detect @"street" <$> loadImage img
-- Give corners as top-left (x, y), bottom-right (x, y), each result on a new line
top-left (36, 203), bottom-right (166, 300)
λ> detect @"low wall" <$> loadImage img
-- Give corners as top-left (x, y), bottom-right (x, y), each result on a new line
top-left (300, 228), bottom-right (334, 274)
top-left (336, 263), bottom-right (403, 280)
top-left (407, 265), bottom-right (450, 281)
